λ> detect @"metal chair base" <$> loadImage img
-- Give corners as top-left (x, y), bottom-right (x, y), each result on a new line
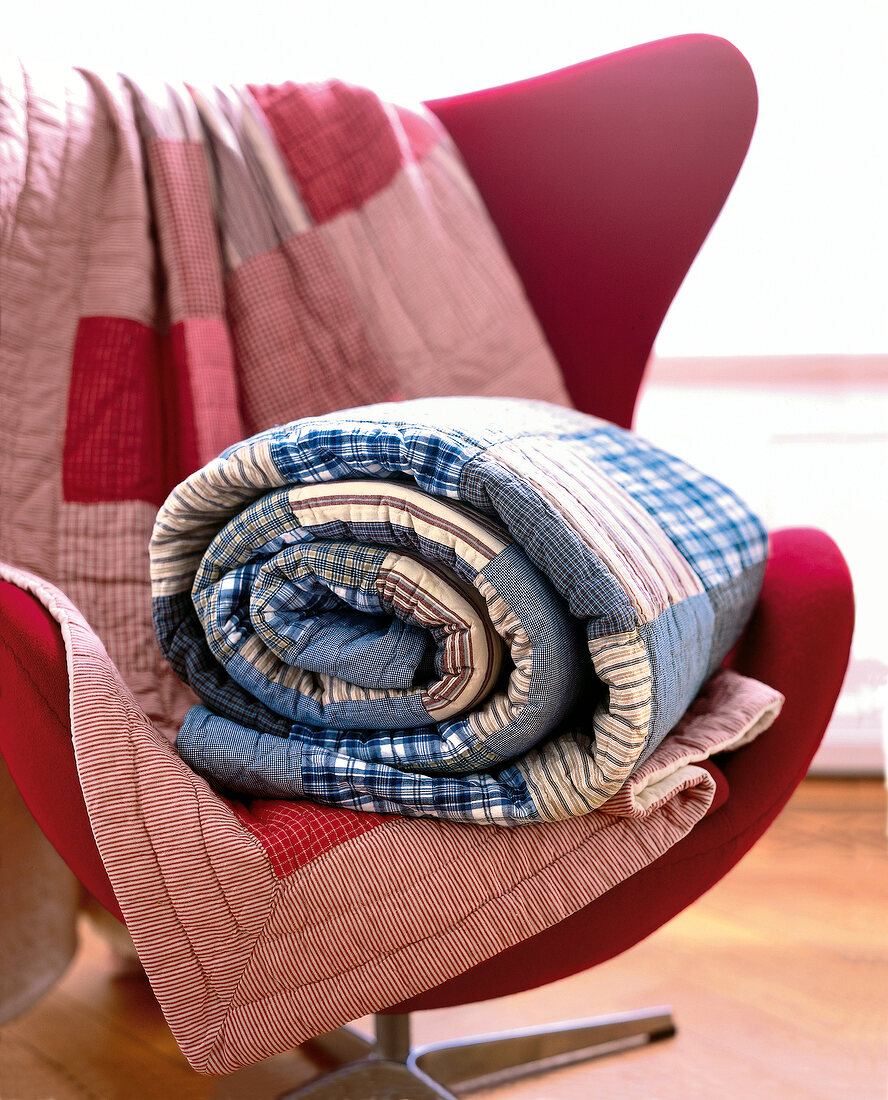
top-left (280, 1006), bottom-right (676, 1098)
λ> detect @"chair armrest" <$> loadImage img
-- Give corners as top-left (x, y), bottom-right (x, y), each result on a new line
top-left (0, 580), bottom-right (123, 920)
top-left (721, 526), bottom-right (855, 804)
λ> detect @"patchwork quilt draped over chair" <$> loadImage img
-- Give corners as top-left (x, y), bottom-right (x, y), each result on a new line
top-left (0, 61), bottom-right (781, 1071)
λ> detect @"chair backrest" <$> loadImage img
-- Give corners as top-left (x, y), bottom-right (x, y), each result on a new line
top-left (427, 34), bottom-right (757, 429)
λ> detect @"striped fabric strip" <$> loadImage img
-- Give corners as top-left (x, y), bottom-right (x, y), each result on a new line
top-left (487, 435), bottom-right (705, 618)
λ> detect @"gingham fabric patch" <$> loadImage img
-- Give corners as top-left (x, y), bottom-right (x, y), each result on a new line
top-left (152, 396), bottom-right (769, 824)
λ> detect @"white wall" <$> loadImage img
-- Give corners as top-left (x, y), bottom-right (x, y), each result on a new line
top-left (636, 360), bottom-right (887, 775)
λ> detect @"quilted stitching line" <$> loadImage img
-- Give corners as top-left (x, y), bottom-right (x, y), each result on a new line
top-left (116, 708), bottom-right (284, 1065)
top-left (2, 68), bottom-right (77, 573)
top-left (191, 832), bottom-right (291, 1063)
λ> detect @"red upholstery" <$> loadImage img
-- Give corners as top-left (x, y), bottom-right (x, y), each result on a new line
top-left (428, 33), bottom-right (757, 430)
top-left (0, 582), bottom-right (123, 921)
top-left (0, 34), bottom-right (854, 1016)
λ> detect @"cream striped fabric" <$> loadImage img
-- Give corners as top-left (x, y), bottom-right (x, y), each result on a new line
top-left (488, 436), bottom-right (705, 617)
top-left (466, 576), bottom-right (534, 740)
top-left (150, 438), bottom-right (290, 597)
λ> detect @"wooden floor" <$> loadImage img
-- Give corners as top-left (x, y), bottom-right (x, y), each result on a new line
top-left (1, 777), bottom-right (885, 1100)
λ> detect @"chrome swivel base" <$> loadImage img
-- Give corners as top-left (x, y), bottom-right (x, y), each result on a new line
top-left (281, 1006), bottom-right (676, 1098)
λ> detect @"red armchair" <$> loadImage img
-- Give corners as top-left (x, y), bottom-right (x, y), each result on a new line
top-left (0, 34), bottom-right (853, 1098)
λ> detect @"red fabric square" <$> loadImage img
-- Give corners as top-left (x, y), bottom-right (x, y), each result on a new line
top-left (248, 80), bottom-right (407, 223)
top-left (170, 317), bottom-right (243, 467)
top-left (63, 316), bottom-right (217, 506)
top-left (63, 317), bottom-right (171, 506)
top-left (227, 797), bottom-right (387, 879)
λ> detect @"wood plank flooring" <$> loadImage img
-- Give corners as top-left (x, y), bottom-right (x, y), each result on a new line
top-left (1, 778), bottom-right (885, 1099)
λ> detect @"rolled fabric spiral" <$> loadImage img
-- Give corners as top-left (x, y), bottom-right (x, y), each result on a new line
top-left (151, 395), bottom-right (770, 825)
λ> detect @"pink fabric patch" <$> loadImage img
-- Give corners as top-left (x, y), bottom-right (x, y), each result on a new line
top-left (226, 234), bottom-right (399, 432)
top-left (227, 797), bottom-right (387, 878)
top-left (170, 317), bottom-right (244, 467)
top-left (149, 140), bottom-right (225, 321)
top-left (248, 80), bottom-right (414, 223)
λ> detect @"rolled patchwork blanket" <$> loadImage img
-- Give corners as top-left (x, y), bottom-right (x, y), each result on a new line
top-left (151, 395), bottom-right (769, 825)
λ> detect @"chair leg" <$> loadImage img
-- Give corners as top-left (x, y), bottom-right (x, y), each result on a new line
top-left (279, 1007), bottom-right (675, 1098)
top-left (277, 1057), bottom-right (460, 1100)
top-left (279, 1016), bottom-right (460, 1100)
top-left (408, 1006), bottom-right (676, 1092)
top-left (298, 1024), bottom-right (375, 1070)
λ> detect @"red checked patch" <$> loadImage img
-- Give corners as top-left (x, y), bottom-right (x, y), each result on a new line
top-left (62, 316), bottom-right (204, 506)
top-left (227, 796), bottom-right (387, 879)
top-left (248, 80), bottom-right (439, 224)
